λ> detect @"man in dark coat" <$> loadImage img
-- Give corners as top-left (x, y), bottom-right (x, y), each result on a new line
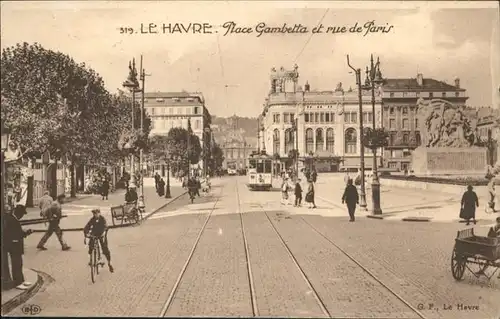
top-left (342, 178), bottom-right (359, 222)
top-left (154, 173), bottom-right (161, 193)
top-left (294, 178), bottom-right (303, 207)
top-left (3, 208), bottom-right (34, 289)
top-left (37, 195), bottom-right (71, 251)
top-left (101, 179), bottom-right (110, 200)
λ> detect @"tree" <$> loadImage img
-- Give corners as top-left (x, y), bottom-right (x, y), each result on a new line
top-left (164, 127), bottom-right (202, 174)
top-left (210, 143), bottom-right (224, 171)
top-left (362, 128), bottom-right (389, 149)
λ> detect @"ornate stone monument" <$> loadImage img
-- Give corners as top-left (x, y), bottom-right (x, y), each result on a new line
top-left (412, 98), bottom-right (487, 176)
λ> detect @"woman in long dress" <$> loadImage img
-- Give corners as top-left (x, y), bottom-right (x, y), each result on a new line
top-left (305, 180), bottom-right (317, 209)
top-left (460, 185), bottom-right (479, 225)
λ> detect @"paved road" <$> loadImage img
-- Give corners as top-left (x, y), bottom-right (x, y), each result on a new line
top-left (7, 176), bottom-right (500, 318)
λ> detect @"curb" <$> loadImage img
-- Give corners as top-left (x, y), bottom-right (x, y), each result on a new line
top-left (366, 215), bottom-right (385, 220)
top-left (401, 217), bottom-right (432, 222)
top-left (31, 186), bottom-right (195, 232)
top-left (1, 269), bottom-right (43, 316)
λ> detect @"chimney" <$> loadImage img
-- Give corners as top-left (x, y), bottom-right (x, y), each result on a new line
top-left (454, 77), bottom-right (460, 89)
top-left (416, 73), bottom-right (423, 86)
top-left (304, 81), bottom-right (310, 92)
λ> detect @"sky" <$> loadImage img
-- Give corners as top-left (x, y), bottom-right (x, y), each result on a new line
top-left (1, 1), bottom-right (499, 118)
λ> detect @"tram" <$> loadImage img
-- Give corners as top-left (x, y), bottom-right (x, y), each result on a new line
top-left (227, 162), bottom-right (237, 176)
top-left (246, 152), bottom-right (273, 191)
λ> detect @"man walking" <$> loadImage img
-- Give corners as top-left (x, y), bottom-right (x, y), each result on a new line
top-left (342, 178), bottom-right (359, 222)
top-left (37, 195), bottom-right (71, 251)
top-left (3, 208), bottom-right (34, 290)
top-left (39, 191), bottom-right (53, 218)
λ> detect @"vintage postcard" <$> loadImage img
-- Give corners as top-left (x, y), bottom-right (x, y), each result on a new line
top-left (1, 1), bottom-right (499, 318)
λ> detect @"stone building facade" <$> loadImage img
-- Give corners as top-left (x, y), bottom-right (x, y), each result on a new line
top-left (381, 74), bottom-right (469, 171)
top-left (260, 65), bottom-right (382, 172)
top-left (143, 91), bottom-right (212, 175)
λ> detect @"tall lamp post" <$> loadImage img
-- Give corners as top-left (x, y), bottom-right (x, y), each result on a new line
top-left (122, 59), bottom-right (140, 188)
top-left (165, 157), bottom-right (172, 199)
top-left (347, 55), bottom-right (367, 210)
top-left (291, 118), bottom-right (299, 178)
top-left (362, 54), bottom-right (385, 215)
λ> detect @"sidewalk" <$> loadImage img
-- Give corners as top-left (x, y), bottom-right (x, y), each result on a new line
top-left (25, 185), bottom-right (188, 232)
top-left (311, 173), bottom-right (499, 224)
top-left (1, 268), bottom-right (42, 315)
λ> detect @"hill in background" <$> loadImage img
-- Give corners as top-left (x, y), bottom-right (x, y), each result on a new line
top-left (211, 115), bottom-right (259, 148)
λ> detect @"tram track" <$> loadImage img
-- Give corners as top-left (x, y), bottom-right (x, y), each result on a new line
top-left (158, 192), bottom-right (221, 317)
top-left (255, 200), bottom-right (427, 319)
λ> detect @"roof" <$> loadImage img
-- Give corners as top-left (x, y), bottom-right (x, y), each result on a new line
top-left (383, 78), bottom-right (464, 92)
top-left (144, 91), bottom-right (200, 98)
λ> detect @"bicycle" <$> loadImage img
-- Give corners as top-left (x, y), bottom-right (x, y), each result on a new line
top-left (84, 229), bottom-right (108, 283)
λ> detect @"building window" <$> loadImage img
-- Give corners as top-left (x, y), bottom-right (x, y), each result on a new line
top-left (344, 112), bottom-right (350, 123)
top-left (442, 92), bottom-right (446, 97)
top-left (273, 113), bottom-right (281, 124)
top-left (416, 132), bottom-right (421, 146)
top-left (390, 92), bottom-right (394, 98)
top-left (273, 129), bottom-right (280, 155)
top-left (150, 108), bottom-right (155, 116)
top-left (390, 150), bottom-right (396, 158)
top-left (284, 128), bottom-right (294, 154)
top-left (331, 112), bottom-right (335, 123)
top-left (402, 107), bottom-right (408, 115)
top-left (403, 151), bottom-right (411, 157)
top-left (284, 113), bottom-right (290, 123)
top-left (402, 119), bottom-right (409, 130)
top-left (326, 128), bottom-right (334, 152)
top-left (350, 112), bottom-right (357, 123)
top-left (455, 91), bottom-right (460, 97)
top-left (305, 128), bottom-right (314, 154)
top-left (315, 113), bottom-right (319, 123)
top-left (403, 133), bottom-right (409, 144)
top-left (325, 113), bottom-right (330, 122)
top-left (415, 118), bottom-right (419, 129)
top-left (390, 107), bottom-right (395, 115)
top-left (194, 107), bottom-right (199, 115)
top-left (320, 112), bottom-right (325, 123)
top-left (169, 108), bottom-right (174, 114)
top-left (290, 113), bottom-right (295, 123)
top-left (429, 92), bottom-right (433, 98)
top-left (305, 113), bottom-right (310, 123)
top-left (389, 132), bottom-right (396, 145)
top-left (344, 128), bottom-right (357, 154)
top-left (389, 119), bottom-right (396, 129)
top-left (316, 128), bottom-right (324, 152)
top-left (195, 119), bottom-right (201, 130)
top-left (388, 162), bottom-right (397, 169)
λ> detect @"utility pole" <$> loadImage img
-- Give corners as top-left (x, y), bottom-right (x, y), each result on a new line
top-left (347, 55), bottom-right (367, 210)
top-left (257, 117), bottom-right (261, 153)
top-left (138, 55), bottom-right (151, 198)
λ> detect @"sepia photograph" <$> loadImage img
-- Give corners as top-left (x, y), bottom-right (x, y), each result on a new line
top-left (1, 1), bottom-right (499, 317)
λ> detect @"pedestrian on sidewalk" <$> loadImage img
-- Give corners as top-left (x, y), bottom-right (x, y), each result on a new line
top-left (3, 207), bottom-right (34, 290)
top-left (311, 168), bottom-right (317, 183)
top-left (460, 185), bottom-right (479, 225)
top-left (281, 178), bottom-right (290, 205)
top-left (100, 179), bottom-right (109, 200)
top-left (294, 179), bottom-right (303, 207)
top-left (487, 179), bottom-right (497, 213)
top-left (37, 195), bottom-right (71, 251)
top-left (154, 172), bottom-right (161, 192)
top-left (342, 178), bottom-right (359, 222)
top-left (157, 178), bottom-right (165, 197)
top-left (305, 179), bottom-right (317, 209)
top-left (125, 184), bottom-right (138, 204)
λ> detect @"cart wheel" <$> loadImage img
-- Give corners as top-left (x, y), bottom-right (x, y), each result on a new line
top-left (451, 248), bottom-right (466, 281)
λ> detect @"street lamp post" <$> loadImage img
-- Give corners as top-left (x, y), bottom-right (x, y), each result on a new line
top-left (346, 55), bottom-right (367, 210)
top-left (362, 54), bottom-right (385, 215)
top-left (122, 59), bottom-right (140, 188)
top-left (292, 118), bottom-right (299, 178)
top-left (165, 159), bottom-right (171, 198)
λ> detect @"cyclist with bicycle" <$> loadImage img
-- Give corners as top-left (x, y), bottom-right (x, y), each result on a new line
top-left (83, 209), bottom-right (114, 273)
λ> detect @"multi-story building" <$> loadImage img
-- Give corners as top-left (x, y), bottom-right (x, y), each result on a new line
top-left (212, 115), bottom-right (255, 172)
top-left (260, 65), bottom-right (382, 172)
top-left (476, 107), bottom-right (500, 165)
top-left (143, 91), bottom-right (212, 175)
top-left (381, 74), bottom-right (469, 171)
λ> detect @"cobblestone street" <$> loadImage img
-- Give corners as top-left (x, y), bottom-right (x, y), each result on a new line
top-left (6, 177), bottom-right (500, 318)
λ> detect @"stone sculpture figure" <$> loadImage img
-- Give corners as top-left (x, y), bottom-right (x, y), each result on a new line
top-left (335, 82), bottom-right (343, 92)
top-left (416, 98), bottom-right (476, 148)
